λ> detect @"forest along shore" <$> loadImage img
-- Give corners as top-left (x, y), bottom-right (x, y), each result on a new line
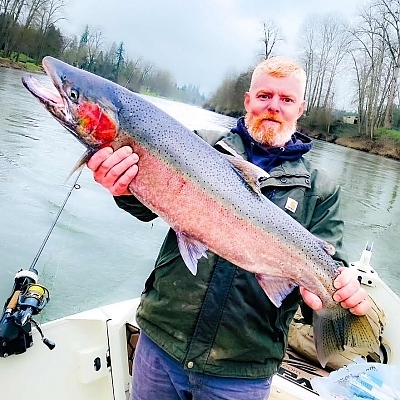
top-left (2, 61), bottom-right (399, 163)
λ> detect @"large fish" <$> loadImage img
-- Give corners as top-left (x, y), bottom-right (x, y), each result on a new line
top-left (22, 57), bottom-right (378, 367)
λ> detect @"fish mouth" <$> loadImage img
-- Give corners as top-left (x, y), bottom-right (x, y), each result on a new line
top-left (21, 71), bottom-right (76, 131)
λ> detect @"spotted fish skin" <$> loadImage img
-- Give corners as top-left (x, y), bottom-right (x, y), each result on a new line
top-left (21, 57), bottom-right (378, 367)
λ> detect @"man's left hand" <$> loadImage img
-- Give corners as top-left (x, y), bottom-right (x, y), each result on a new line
top-left (300, 267), bottom-right (371, 316)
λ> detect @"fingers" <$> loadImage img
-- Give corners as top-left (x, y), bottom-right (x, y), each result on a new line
top-left (332, 267), bottom-right (359, 301)
top-left (341, 291), bottom-right (371, 315)
top-left (87, 147), bottom-right (114, 171)
top-left (333, 267), bottom-right (355, 289)
top-left (87, 146), bottom-right (139, 196)
top-left (332, 267), bottom-right (371, 316)
top-left (301, 267), bottom-right (371, 316)
top-left (348, 297), bottom-right (371, 316)
top-left (299, 287), bottom-right (323, 311)
top-left (109, 161), bottom-right (139, 196)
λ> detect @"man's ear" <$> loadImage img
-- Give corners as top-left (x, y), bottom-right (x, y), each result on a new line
top-left (244, 92), bottom-right (250, 112)
top-left (297, 100), bottom-right (306, 119)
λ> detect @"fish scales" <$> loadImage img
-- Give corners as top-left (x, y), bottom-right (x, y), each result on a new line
top-left (113, 133), bottom-right (305, 281)
top-left (117, 110), bottom-right (333, 296)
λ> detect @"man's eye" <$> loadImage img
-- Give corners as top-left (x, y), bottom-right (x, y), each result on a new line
top-left (283, 98), bottom-right (293, 103)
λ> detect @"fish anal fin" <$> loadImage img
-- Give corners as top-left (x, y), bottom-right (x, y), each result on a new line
top-left (222, 154), bottom-right (269, 195)
top-left (176, 232), bottom-right (208, 275)
top-left (256, 274), bottom-right (298, 308)
top-left (313, 308), bottom-right (379, 368)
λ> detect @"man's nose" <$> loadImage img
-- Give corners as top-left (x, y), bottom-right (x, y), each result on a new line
top-left (267, 96), bottom-right (279, 112)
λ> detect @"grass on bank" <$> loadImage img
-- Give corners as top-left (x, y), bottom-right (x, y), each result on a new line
top-left (0, 51), bottom-right (42, 73)
top-left (375, 128), bottom-right (400, 145)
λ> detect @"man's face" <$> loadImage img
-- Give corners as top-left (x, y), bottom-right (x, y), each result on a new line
top-left (244, 73), bottom-right (305, 147)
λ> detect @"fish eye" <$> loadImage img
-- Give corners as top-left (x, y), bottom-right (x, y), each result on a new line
top-left (70, 88), bottom-right (79, 102)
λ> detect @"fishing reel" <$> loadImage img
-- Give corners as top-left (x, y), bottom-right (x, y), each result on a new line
top-left (0, 269), bottom-right (55, 358)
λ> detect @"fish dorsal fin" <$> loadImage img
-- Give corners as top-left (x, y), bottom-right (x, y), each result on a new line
top-left (176, 232), bottom-right (208, 275)
top-left (255, 274), bottom-right (298, 307)
top-left (222, 154), bottom-right (269, 194)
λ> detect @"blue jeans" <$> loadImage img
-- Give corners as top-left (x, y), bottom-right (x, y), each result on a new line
top-left (131, 332), bottom-right (272, 400)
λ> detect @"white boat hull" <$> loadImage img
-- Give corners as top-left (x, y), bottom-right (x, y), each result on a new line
top-left (1, 247), bottom-right (399, 400)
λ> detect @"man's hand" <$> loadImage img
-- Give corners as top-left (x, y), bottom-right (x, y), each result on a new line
top-left (87, 146), bottom-right (139, 196)
top-left (300, 267), bottom-right (371, 316)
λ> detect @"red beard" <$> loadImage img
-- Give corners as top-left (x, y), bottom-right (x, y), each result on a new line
top-left (245, 112), bottom-right (294, 146)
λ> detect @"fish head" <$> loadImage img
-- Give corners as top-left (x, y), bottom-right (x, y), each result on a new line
top-left (22, 56), bottom-right (120, 151)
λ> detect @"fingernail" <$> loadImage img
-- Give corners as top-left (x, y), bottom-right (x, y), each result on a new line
top-left (333, 294), bottom-right (341, 302)
top-left (124, 146), bottom-right (133, 155)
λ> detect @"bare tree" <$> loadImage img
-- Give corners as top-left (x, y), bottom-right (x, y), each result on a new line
top-left (259, 20), bottom-right (284, 60)
top-left (139, 61), bottom-right (154, 89)
top-left (299, 14), bottom-right (350, 120)
top-left (371, 0), bottom-right (400, 129)
top-left (35, 0), bottom-right (65, 60)
top-left (123, 57), bottom-right (142, 88)
top-left (349, 50), bottom-right (371, 134)
top-left (13, 0), bottom-right (47, 61)
top-left (350, 3), bottom-right (391, 138)
top-left (1, 0), bottom-right (25, 56)
top-left (85, 29), bottom-right (103, 71)
top-left (300, 18), bottom-right (317, 112)
top-left (38, 0), bottom-right (65, 33)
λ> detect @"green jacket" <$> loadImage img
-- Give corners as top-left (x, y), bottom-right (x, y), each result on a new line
top-left (114, 129), bottom-right (348, 378)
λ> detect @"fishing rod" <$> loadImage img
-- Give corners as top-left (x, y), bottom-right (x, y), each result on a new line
top-left (0, 169), bottom-right (83, 357)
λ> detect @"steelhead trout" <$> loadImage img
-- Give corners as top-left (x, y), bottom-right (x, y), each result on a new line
top-left (22, 57), bottom-right (378, 367)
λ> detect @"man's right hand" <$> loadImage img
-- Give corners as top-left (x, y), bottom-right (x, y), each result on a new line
top-left (87, 146), bottom-right (139, 196)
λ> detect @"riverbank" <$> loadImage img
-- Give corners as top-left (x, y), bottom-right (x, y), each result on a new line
top-left (301, 128), bottom-right (400, 162)
top-left (0, 57), bottom-right (43, 73)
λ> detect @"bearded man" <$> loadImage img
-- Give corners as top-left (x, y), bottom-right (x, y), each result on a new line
top-left (87, 56), bottom-right (370, 400)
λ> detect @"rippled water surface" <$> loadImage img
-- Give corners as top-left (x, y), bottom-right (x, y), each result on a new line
top-left (1, 67), bottom-right (399, 322)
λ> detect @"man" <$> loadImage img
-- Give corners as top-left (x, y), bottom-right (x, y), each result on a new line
top-left (88, 56), bottom-right (371, 400)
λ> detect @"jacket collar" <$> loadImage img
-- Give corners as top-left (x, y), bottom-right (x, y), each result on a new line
top-left (215, 132), bottom-right (312, 189)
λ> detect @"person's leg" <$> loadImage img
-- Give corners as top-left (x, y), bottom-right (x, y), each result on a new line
top-left (190, 372), bottom-right (272, 400)
top-left (130, 332), bottom-right (192, 400)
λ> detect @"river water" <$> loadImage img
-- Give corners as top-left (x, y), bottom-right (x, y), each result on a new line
top-left (1, 67), bottom-right (399, 322)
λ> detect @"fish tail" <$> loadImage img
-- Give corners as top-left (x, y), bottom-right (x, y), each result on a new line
top-left (313, 307), bottom-right (379, 368)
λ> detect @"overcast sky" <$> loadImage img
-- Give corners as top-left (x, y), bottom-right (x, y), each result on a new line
top-left (59, 0), bottom-right (365, 97)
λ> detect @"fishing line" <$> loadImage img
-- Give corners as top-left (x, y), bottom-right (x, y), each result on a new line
top-left (0, 170), bottom-right (84, 353)
top-left (29, 168), bottom-right (83, 273)
top-left (46, 193), bottom-right (80, 298)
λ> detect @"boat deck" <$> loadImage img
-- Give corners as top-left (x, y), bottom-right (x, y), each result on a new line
top-left (270, 346), bottom-right (329, 399)
top-left (269, 387), bottom-right (304, 399)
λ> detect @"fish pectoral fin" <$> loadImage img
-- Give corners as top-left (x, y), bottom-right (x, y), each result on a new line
top-left (222, 154), bottom-right (269, 194)
top-left (65, 149), bottom-right (95, 181)
top-left (255, 274), bottom-right (298, 308)
top-left (313, 308), bottom-right (379, 368)
top-left (176, 232), bottom-right (208, 276)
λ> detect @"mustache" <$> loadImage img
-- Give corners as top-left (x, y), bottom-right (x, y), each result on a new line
top-left (246, 113), bottom-right (284, 126)
top-left (260, 113), bottom-right (283, 124)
